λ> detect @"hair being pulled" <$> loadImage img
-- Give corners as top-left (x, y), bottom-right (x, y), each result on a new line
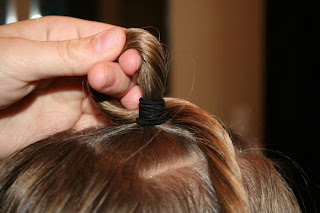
top-left (0, 28), bottom-right (301, 213)
top-left (88, 28), bottom-right (168, 124)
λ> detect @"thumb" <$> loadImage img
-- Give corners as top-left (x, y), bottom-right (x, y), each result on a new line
top-left (1, 27), bottom-right (126, 82)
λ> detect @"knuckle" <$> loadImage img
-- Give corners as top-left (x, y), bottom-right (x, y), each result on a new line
top-left (56, 40), bottom-right (80, 75)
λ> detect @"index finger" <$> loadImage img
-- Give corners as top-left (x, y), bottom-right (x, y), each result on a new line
top-left (0, 16), bottom-right (118, 41)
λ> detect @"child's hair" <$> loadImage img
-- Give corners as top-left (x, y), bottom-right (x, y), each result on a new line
top-left (0, 29), bottom-right (301, 213)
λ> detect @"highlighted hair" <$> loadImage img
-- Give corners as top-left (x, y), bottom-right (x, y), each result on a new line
top-left (0, 29), bottom-right (300, 213)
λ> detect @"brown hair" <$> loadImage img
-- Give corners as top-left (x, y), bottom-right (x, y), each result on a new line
top-left (0, 29), bottom-right (301, 213)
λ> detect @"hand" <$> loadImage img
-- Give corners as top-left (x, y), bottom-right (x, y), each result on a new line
top-left (0, 16), bottom-right (143, 158)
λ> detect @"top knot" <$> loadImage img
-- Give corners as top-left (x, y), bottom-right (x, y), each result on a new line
top-left (88, 28), bottom-right (168, 124)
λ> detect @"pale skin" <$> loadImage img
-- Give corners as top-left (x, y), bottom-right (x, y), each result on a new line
top-left (0, 16), bottom-right (143, 158)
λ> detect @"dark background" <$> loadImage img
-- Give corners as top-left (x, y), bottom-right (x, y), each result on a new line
top-left (266, 0), bottom-right (320, 212)
top-left (0, 0), bottom-right (319, 212)
top-left (40, 0), bottom-right (167, 43)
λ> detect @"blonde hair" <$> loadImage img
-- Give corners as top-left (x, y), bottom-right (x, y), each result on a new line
top-left (0, 29), bottom-right (301, 213)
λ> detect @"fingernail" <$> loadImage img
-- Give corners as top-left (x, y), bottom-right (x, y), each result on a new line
top-left (95, 28), bottom-right (119, 52)
top-left (103, 66), bottom-right (115, 88)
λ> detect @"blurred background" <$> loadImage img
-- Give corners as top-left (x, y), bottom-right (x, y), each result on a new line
top-left (0, 0), bottom-right (319, 212)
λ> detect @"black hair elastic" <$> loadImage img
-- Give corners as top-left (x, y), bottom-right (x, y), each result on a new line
top-left (136, 98), bottom-right (167, 126)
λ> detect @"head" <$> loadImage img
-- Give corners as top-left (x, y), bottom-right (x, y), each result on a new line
top-left (0, 29), bottom-right (300, 213)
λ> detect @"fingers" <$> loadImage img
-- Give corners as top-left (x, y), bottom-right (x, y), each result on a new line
top-left (88, 62), bottom-right (134, 98)
top-left (120, 85), bottom-right (142, 110)
top-left (88, 49), bottom-right (143, 110)
top-left (0, 17), bottom-right (143, 110)
top-left (0, 27), bottom-right (126, 82)
top-left (119, 49), bottom-right (143, 75)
